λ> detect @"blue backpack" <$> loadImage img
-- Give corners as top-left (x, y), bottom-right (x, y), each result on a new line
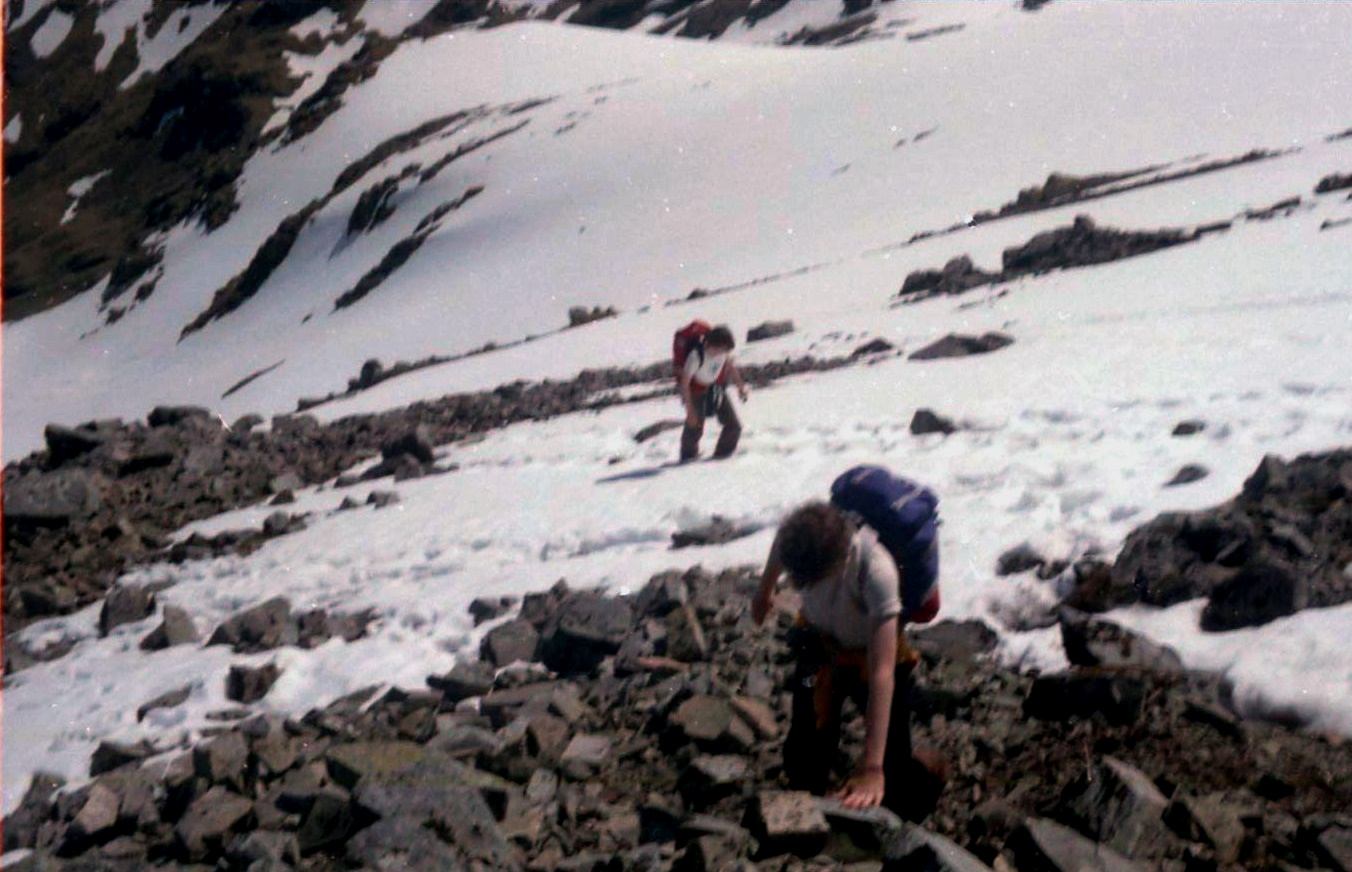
top-left (830, 465), bottom-right (941, 623)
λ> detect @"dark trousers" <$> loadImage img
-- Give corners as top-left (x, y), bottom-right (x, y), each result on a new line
top-left (679, 390), bottom-right (741, 461)
top-left (782, 629), bottom-right (919, 818)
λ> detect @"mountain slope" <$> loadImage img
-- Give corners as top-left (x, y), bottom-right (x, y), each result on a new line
top-left (7, 1), bottom-right (1350, 461)
top-left (4, 0), bottom-right (1352, 838)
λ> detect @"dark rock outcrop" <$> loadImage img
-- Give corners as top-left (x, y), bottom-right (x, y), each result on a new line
top-left (909, 332), bottom-right (1014, 361)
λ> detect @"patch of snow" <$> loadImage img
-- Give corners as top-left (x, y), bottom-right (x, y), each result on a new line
top-left (92, 0), bottom-right (150, 71)
top-left (291, 5), bottom-right (340, 39)
top-left (355, 0), bottom-right (433, 36)
top-left (29, 7), bottom-right (73, 57)
top-left (262, 35), bottom-right (367, 135)
top-left (4, 112), bottom-right (22, 143)
top-left (118, 2), bottom-right (225, 89)
top-left (7, 0), bottom-right (56, 31)
top-left (60, 170), bottom-right (111, 225)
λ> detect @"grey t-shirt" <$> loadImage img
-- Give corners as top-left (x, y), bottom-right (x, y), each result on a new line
top-left (795, 526), bottom-right (901, 650)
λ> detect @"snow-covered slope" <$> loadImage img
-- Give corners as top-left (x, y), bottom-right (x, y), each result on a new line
top-left (5, 0), bottom-right (1352, 817)
top-left (8, 2), bottom-right (1350, 460)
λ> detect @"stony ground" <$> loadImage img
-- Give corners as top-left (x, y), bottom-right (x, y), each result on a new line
top-left (6, 559), bottom-right (1352, 872)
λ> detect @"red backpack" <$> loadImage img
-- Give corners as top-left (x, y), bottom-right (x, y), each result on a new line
top-left (672, 321), bottom-right (728, 385)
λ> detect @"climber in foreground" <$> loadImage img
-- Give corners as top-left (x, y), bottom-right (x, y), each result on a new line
top-left (752, 465), bottom-right (943, 817)
top-left (673, 322), bottom-right (749, 462)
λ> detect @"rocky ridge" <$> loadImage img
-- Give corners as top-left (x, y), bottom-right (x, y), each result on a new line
top-left (2, 343), bottom-right (902, 648)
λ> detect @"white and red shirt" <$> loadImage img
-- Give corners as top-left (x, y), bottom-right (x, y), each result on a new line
top-left (683, 347), bottom-right (729, 388)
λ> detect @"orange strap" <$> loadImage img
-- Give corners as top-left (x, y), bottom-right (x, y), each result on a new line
top-left (798, 615), bottom-right (918, 729)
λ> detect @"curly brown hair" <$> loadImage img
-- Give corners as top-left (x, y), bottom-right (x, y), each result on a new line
top-left (777, 501), bottom-right (851, 586)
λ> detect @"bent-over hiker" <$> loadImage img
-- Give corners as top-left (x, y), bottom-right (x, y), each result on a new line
top-left (752, 474), bottom-right (944, 818)
top-left (675, 323), bottom-right (748, 462)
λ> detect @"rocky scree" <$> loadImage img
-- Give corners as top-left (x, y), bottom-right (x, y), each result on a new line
top-left (7, 566), bottom-right (1352, 872)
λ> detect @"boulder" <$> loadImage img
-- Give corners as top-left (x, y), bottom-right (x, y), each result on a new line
top-left (679, 754), bottom-right (749, 809)
top-left (43, 424), bottom-right (107, 467)
top-left (339, 743), bottom-right (519, 871)
top-left (1058, 609), bottom-right (1183, 673)
top-left (1172, 419), bottom-right (1206, 436)
top-left (3, 772), bottom-right (66, 852)
top-left (1165, 464), bottom-right (1209, 487)
top-left (148, 405), bottom-right (212, 427)
top-left (1163, 793), bottom-right (1247, 863)
top-left (1315, 172), bottom-right (1352, 194)
top-left (908, 332), bottom-right (1013, 361)
top-left (468, 595), bottom-right (516, 626)
top-left (568, 305), bottom-right (617, 327)
top-left (538, 592), bottom-right (633, 676)
top-left (480, 682), bottom-right (563, 729)
top-left (744, 790), bottom-right (830, 858)
top-left (225, 831), bottom-right (301, 870)
top-left (427, 660), bottom-right (496, 703)
top-left (996, 542), bottom-right (1046, 576)
top-left (381, 425), bottom-right (436, 465)
top-left (1314, 823), bottom-right (1352, 872)
top-left (666, 695), bottom-right (754, 753)
top-left (852, 337), bottom-right (895, 357)
top-left (480, 618), bottom-right (540, 668)
top-left (139, 605), bottom-right (198, 650)
top-left (89, 740), bottom-right (156, 776)
top-left (999, 215), bottom-right (1191, 276)
top-left (1200, 561), bottom-right (1305, 631)
top-left (1006, 818), bottom-right (1148, 872)
top-left (175, 786), bottom-right (255, 862)
top-left (60, 783), bottom-right (121, 856)
top-left (98, 585), bottom-right (157, 636)
top-left (193, 731), bottom-right (250, 792)
top-left (207, 597), bottom-right (295, 652)
top-left (882, 820), bottom-right (994, 870)
top-left (634, 570), bottom-right (690, 618)
top-left (746, 320), bottom-right (794, 342)
top-left (1060, 756), bottom-right (1172, 858)
top-left (911, 619), bottom-right (999, 664)
top-left (559, 733), bottom-right (614, 781)
top-left (1023, 672), bottom-right (1145, 725)
top-left (296, 786), bottom-right (355, 854)
top-left (665, 602), bottom-right (709, 662)
top-left (910, 408), bottom-right (957, 436)
top-left (226, 662), bottom-right (282, 703)
top-left (671, 515), bottom-right (756, 549)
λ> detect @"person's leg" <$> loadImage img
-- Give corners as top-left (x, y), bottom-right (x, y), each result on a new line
top-left (711, 394), bottom-right (742, 459)
top-left (679, 401), bottom-right (706, 462)
top-left (881, 661), bottom-right (938, 821)
top-left (783, 629), bottom-right (842, 794)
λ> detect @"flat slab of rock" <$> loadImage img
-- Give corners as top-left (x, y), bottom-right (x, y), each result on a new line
top-left (745, 790), bottom-right (831, 858)
top-left (1060, 756), bottom-right (1171, 858)
top-left (1007, 818), bottom-right (1149, 872)
top-left (884, 819), bottom-right (994, 870)
top-left (175, 786), bottom-right (255, 862)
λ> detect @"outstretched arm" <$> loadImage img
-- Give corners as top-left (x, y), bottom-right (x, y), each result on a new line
top-left (752, 535), bottom-right (783, 625)
top-left (728, 359), bottom-right (749, 402)
top-left (831, 616), bottom-right (898, 808)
